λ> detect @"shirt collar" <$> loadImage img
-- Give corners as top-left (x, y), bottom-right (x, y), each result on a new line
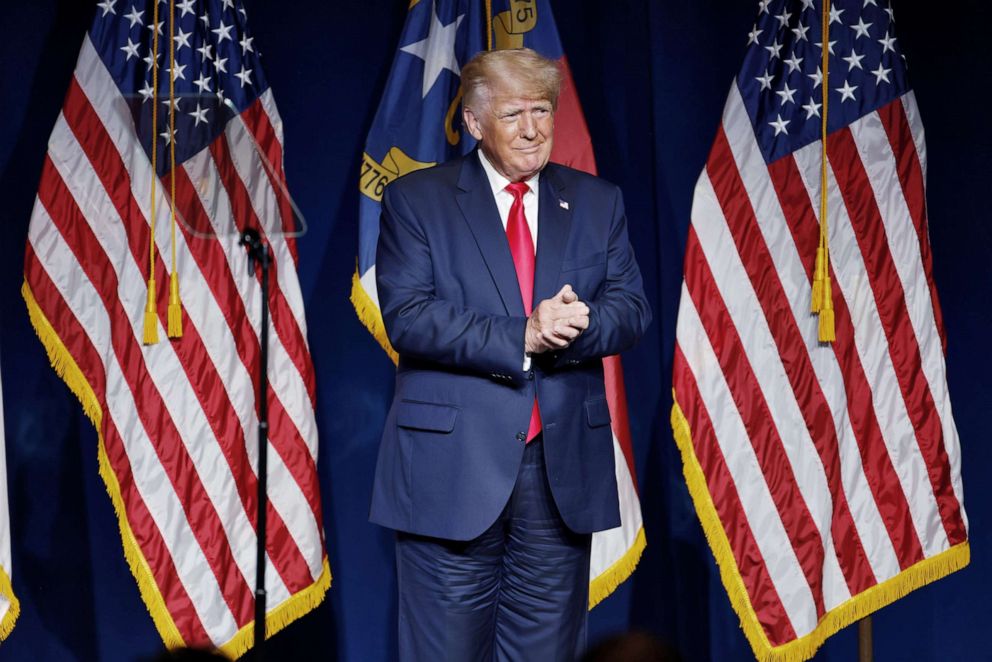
top-left (477, 149), bottom-right (540, 197)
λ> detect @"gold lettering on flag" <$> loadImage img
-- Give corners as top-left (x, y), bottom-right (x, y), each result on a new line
top-left (493, 0), bottom-right (538, 50)
top-left (360, 148), bottom-right (435, 202)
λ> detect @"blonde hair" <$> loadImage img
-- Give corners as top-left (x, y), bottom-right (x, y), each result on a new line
top-left (461, 48), bottom-right (563, 112)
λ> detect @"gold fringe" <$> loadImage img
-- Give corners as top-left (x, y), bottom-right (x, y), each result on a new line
top-left (350, 268), bottom-right (398, 365)
top-left (670, 392), bottom-right (970, 662)
top-left (817, 269), bottom-right (835, 342)
top-left (25, 280), bottom-right (332, 652)
top-left (143, 278), bottom-right (159, 345)
top-left (588, 526), bottom-right (646, 609)
top-left (167, 272), bottom-right (183, 339)
top-left (0, 564), bottom-right (20, 641)
top-left (218, 557), bottom-right (332, 659)
top-left (810, 247), bottom-right (825, 313)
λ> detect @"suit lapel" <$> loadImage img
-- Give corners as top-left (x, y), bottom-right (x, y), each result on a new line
top-left (534, 165), bottom-right (571, 305)
top-left (456, 153), bottom-right (525, 316)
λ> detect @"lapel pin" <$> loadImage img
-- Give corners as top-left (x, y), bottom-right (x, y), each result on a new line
top-left (559, 199), bottom-right (569, 210)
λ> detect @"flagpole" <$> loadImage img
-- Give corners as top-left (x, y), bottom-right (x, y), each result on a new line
top-left (859, 616), bottom-right (873, 662)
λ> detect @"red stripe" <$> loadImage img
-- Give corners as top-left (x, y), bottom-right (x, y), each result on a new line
top-left (684, 227), bottom-right (826, 617)
top-left (62, 79), bottom-right (316, 593)
top-left (829, 128), bottom-right (966, 545)
top-left (768, 154), bottom-right (926, 568)
top-left (707, 128), bottom-right (875, 594)
top-left (24, 246), bottom-right (211, 645)
top-left (242, 99), bottom-right (299, 263)
top-left (878, 99), bottom-right (947, 350)
top-left (603, 355), bottom-right (638, 487)
top-left (36, 154), bottom-right (255, 628)
top-left (674, 346), bottom-right (797, 646)
top-left (209, 135), bottom-right (317, 407)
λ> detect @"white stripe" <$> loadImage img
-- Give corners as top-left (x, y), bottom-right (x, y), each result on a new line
top-left (676, 285), bottom-right (815, 635)
top-left (791, 139), bottom-right (950, 556)
top-left (28, 204), bottom-right (238, 644)
top-left (0, 356), bottom-right (13, 628)
top-left (45, 117), bottom-right (292, 608)
top-left (74, 37), bottom-right (324, 577)
top-left (691, 167), bottom-right (851, 607)
top-left (589, 433), bottom-right (642, 579)
top-left (900, 92), bottom-right (927, 185)
top-left (722, 84), bottom-right (900, 584)
top-left (849, 108), bottom-right (966, 528)
top-left (258, 89), bottom-right (285, 150)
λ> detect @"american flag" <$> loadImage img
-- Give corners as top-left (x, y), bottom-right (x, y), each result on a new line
top-left (352, 0), bottom-right (645, 608)
top-left (671, 1), bottom-right (969, 659)
top-left (23, 0), bottom-right (328, 654)
top-left (0, 366), bottom-right (18, 642)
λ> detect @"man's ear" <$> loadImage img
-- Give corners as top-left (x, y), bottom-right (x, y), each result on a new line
top-left (463, 106), bottom-right (484, 141)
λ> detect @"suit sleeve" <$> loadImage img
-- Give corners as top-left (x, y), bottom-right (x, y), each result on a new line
top-left (547, 185), bottom-right (651, 368)
top-left (376, 180), bottom-right (529, 380)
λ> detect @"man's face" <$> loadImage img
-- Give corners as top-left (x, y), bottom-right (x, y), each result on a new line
top-left (463, 80), bottom-right (554, 182)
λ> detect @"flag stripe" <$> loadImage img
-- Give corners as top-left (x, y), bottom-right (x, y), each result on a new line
top-left (828, 128), bottom-right (966, 545)
top-left (674, 346), bottom-right (797, 646)
top-left (767, 154), bottom-right (926, 570)
top-left (707, 125), bottom-right (877, 596)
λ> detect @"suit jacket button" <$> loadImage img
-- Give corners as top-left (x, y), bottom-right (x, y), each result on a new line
top-left (526, 371), bottom-right (534, 380)
top-left (515, 432), bottom-right (526, 441)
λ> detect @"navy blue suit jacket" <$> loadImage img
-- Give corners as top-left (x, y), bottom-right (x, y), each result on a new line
top-left (370, 152), bottom-right (651, 541)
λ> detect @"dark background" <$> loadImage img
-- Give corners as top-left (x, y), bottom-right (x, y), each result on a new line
top-left (1, 1), bottom-right (989, 660)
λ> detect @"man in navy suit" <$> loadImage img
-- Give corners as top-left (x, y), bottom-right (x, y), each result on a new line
top-left (371, 48), bottom-right (651, 661)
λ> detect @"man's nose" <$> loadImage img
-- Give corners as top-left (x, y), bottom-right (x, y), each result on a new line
top-left (518, 113), bottom-right (537, 139)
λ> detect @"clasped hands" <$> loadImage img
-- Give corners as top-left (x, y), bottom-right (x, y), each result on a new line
top-left (525, 284), bottom-right (589, 354)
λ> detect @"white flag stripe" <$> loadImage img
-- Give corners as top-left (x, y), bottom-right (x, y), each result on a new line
top-left (27, 212), bottom-right (238, 643)
top-left (42, 129), bottom-right (292, 609)
top-left (676, 275), bottom-right (815, 636)
top-left (0, 358), bottom-right (15, 639)
top-left (791, 139), bottom-right (950, 556)
top-left (259, 90), bottom-right (286, 150)
top-left (722, 85), bottom-right (901, 582)
top-left (900, 93), bottom-right (928, 184)
top-left (588, 434), bottom-right (643, 578)
top-left (691, 170), bottom-right (853, 606)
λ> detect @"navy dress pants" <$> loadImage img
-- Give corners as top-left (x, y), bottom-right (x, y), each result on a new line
top-left (395, 436), bottom-right (593, 661)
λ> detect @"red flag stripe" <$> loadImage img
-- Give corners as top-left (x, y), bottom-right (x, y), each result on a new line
top-left (603, 355), bottom-right (637, 486)
top-left (683, 226), bottom-right (826, 620)
top-left (674, 346), bottom-right (797, 646)
top-left (707, 127), bottom-right (877, 595)
top-left (35, 156), bottom-right (256, 630)
top-left (767, 154), bottom-right (926, 569)
top-left (24, 245), bottom-right (214, 646)
top-left (828, 129), bottom-right (966, 545)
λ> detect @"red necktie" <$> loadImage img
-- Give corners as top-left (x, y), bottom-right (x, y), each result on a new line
top-left (505, 182), bottom-right (542, 442)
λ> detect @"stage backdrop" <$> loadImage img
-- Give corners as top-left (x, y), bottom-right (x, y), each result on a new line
top-left (0, 1), bottom-right (988, 660)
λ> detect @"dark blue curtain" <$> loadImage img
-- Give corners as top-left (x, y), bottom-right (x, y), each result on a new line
top-left (0, 1), bottom-right (988, 660)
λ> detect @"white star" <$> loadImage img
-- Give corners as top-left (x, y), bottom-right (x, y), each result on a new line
top-left (240, 35), bottom-right (254, 55)
top-left (802, 98), bottom-right (822, 119)
top-left (196, 42), bottom-right (213, 61)
top-left (212, 21), bottom-right (234, 44)
top-left (764, 39), bottom-right (783, 59)
top-left (836, 80), bottom-right (858, 102)
top-left (878, 32), bottom-right (897, 53)
top-left (193, 71), bottom-right (212, 93)
top-left (768, 114), bottom-right (790, 136)
top-left (199, 13), bottom-right (210, 28)
top-left (792, 23), bottom-right (810, 41)
top-left (168, 62), bottom-right (187, 80)
top-left (177, 0), bottom-right (196, 17)
top-left (871, 62), bottom-right (892, 84)
top-left (97, 0), bottom-right (116, 17)
top-left (161, 96), bottom-right (181, 112)
top-left (234, 66), bottom-right (253, 88)
top-left (808, 66), bottom-right (823, 88)
top-left (147, 20), bottom-right (164, 36)
top-left (774, 11), bottom-right (792, 28)
top-left (216, 88), bottom-right (226, 107)
top-left (221, 0), bottom-right (234, 9)
top-left (173, 27), bottom-right (192, 52)
top-left (814, 40), bottom-right (837, 55)
top-left (757, 0), bottom-right (771, 14)
top-left (139, 80), bottom-right (154, 102)
top-left (124, 6), bottom-right (143, 27)
top-left (214, 56), bottom-right (228, 73)
top-left (784, 53), bottom-right (803, 73)
top-left (885, 6), bottom-right (895, 21)
top-left (120, 37), bottom-right (140, 60)
top-left (142, 50), bottom-right (160, 70)
top-left (189, 103), bottom-right (209, 126)
top-left (239, 6), bottom-right (247, 19)
top-left (747, 26), bottom-right (762, 45)
top-left (842, 50), bottom-right (865, 71)
top-left (800, 0), bottom-right (814, 8)
top-left (755, 70), bottom-right (774, 91)
top-left (829, 6), bottom-right (844, 24)
top-left (776, 83), bottom-right (797, 105)
top-left (851, 17), bottom-right (872, 38)
top-left (160, 127), bottom-right (176, 145)
top-left (400, 9), bottom-right (465, 98)
top-left (864, 0), bottom-right (878, 6)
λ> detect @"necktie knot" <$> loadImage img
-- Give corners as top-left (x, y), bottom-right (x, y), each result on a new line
top-left (505, 181), bottom-right (529, 202)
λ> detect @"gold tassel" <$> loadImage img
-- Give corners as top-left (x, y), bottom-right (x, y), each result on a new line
top-left (167, 271), bottom-right (183, 338)
top-left (143, 279), bottom-right (159, 345)
top-left (818, 274), bottom-right (836, 342)
top-left (811, 245), bottom-right (825, 313)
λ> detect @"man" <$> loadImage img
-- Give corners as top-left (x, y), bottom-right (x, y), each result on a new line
top-left (370, 48), bottom-right (651, 660)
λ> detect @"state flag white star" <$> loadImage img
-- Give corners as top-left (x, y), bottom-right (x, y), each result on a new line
top-left (400, 7), bottom-right (465, 99)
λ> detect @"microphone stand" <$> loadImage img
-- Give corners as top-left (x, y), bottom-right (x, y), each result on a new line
top-left (240, 227), bottom-right (270, 659)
